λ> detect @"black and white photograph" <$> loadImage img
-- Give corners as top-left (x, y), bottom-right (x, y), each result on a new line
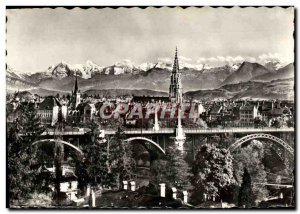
top-left (5, 6), bottom-right (295, 209)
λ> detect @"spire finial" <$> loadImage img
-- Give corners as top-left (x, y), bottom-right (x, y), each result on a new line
top-left (172, 46), bottom-right (179, 73)
top-left (174, 46), bottom-right (178, 62)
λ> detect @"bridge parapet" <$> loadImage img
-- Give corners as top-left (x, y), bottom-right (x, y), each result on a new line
top-left (40, 127), bottom-right (294, 136)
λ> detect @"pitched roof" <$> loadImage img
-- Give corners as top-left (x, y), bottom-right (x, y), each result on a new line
top-left (84, 103), bottom-right (95, 109)
top-left (132, 96), bottom-right (170, 103)
top-left (210, 105), bottom-right (222, 114)
top-left (240, 103), bottom-right (255, 111)
top-left (261, 102), bottom-right (273, 111)
top-left (270, 108), bottom-right (283, 116)
top-left (38, 96), bottom-right (61, 109)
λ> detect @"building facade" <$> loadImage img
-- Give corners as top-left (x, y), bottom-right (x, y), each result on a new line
top-left (239, 103), bottom-right (258, 127)
top-left (36, 96), bottom-right (67, 126)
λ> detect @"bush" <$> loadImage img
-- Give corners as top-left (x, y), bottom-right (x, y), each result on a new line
top-left (23, 192), bottom-right (53, 207)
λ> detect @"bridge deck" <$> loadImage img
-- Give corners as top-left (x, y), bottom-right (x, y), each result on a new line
top-left (41, 127), bottom-right (294, 136)
top-left (253, 183), bottom-right (293, 188)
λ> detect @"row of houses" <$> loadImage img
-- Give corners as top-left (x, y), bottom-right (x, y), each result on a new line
top-left (7, 96), bottom-right (68, 126)
top-left (205, 100), bottom-right (293, 127)
top-left (7, 90), bottom-right (294, 129)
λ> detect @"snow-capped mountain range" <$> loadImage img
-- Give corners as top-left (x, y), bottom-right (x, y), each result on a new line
top-left (6, 60), bottom-right (294, 100)
top-left (8, 59), bottom-right (241, 80)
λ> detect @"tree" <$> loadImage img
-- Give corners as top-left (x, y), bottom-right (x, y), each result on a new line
top-left (195, 118), bottom-right (207, 128)
top-left (84, 139), bottom-right (110, 188)
top-left (7, 103), bottom-right (49, 206)
top-left (151, 145), bottom-right (192, 191)
top-left (109, 127), bottom-right (136, 189)
top-left (238, 168), bottom-right (254, 208)
top-left (76, 120), bottom-right (110, 191)
top-left (66, 94), bottom-right (71, 101)
top-left (53, 142), bottom-right (64, 205)
top-left (191, 144), bottom-right (235, 202)
top-left (233, 140), bottom-right (268, 202)
top-left (270, 118), bottom-right (283, 128)
top-left (83, 93), bottom-right (88, 99)
top-left (291, 168), bottom-right (295, 206)
top-left (286, 118), bottom-right (294, 128)
top-left (8, 121), bottom-right (26, 204)
top-left (254, 117), bottom-right (268, 128)
top-left (150, 159), bottom-right (168, 184)
top-left (165, 146), bottom-right (192, 189)
top-left (20, 103), bottom-right (45, 144)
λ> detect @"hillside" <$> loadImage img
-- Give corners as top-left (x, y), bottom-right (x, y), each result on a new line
top-left (252, 63), bottom-right (294, 82)
top-left (84, 89), bottom-right (168, 97)
top-left (15, 66), bottom-right (235, 93)
top-left (222, 62), bottom-right (271, 85)
top-left (184, 89), bottom-right (232, 101)
top-left (186, 78), bottom-right (294, 101)
top-left (6, 61), bottom-right (294, 100)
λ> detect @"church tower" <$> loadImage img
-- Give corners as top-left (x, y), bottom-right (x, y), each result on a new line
top-left (72, 74), bottom-right (81, 108)
top-left (169, 47), bottom-right (183, 104)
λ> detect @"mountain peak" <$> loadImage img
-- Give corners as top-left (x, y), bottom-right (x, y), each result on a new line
top-left (85, 60), bottom-right (98, 67)
top-left (252, 62), bottom-right (294, 82)
top-left (222, 61), bottom-right (270, 85)
top-left (240, 61), bottom-right (260, 67)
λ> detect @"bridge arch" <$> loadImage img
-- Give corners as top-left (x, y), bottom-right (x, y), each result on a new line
top-left (124, 137), bottom-right (165, 155)
top-left (228, 133), bottom-right (294, 156)
top-left (32, 139), bottom-right (83, 156)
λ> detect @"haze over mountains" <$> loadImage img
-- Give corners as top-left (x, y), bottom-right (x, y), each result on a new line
top-left (6, 59), bottom-right (294, 101)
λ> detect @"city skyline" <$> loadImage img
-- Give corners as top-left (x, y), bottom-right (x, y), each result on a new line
top-left (6, 6), bottom-right (295, 209)
top-left (6, 7), bottom-right (294, 73)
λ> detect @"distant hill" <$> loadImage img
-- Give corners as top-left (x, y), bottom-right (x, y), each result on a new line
top-left (252, 63), bottom-right (294, 82)
top-left (84, 89), bottom-right (168, 97)
top-left (222, 62), bottom-right (271, 86)
top-left (231, 78), bottom-right (294, 100)
top-left (186, 78), bottom-right (294, 101)
top-left (7, 65), bottom-right (236, 93)
top-left (6, 61), bottom-right (294, 100)
top-left (184, 89), bottom-right (232, 101)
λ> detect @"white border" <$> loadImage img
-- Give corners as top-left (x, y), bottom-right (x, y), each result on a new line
top-left (0, 1), bottom-right (298, 213)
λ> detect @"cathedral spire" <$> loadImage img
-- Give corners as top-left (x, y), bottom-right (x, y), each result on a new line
top-left (72, 73), bottom-right (81, 108)
top-left (172, 46), bottom-right (179, 73)
top-left (74, 73), bottom-right (78, 94)
top-left (169, 47), bottom-right (183, 104)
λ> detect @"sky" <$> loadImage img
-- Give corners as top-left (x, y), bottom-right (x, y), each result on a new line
top-left (6, 7), bottom-right (294, 73)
